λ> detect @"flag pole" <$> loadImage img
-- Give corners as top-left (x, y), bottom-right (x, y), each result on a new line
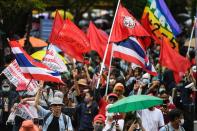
top-left (187, 17), bottom-right (197, 56)
top-left (105, 45), bottom-right (114, 96)
top-left (96, 0), bottom-right (121, 89)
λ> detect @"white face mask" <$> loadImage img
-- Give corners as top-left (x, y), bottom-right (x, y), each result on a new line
top-left (180, 119), bottom-right (184, 125)
top-left (2, 86), bottom-right (10, 92)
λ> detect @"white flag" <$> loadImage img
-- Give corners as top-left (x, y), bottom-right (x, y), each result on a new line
top-left (2, 60), bottom-right (39, 95)
top-left (42, 44), bottom-right (68, 72)
top-left (16, 103), bottom-right (38, 119)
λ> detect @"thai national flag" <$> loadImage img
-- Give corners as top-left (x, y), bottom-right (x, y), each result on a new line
top-left (9, 40), bottom-right (63, 83)
top-left (112, 37), bottom-right (157, 76)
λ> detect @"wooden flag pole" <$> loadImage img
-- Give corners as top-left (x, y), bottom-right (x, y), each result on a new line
top-left (96, 0), bottom-right (121, 89)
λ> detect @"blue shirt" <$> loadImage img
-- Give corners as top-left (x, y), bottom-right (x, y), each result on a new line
top-left (76, 101), bottom-right (98, 130)
top-left (159, 123), bottom-right (185, 131)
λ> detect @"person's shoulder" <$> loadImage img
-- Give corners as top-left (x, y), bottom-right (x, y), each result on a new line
top-left (159, 124), bottom-right (171, 131)
top-left (155, 107), bottom-right (163, 113)
top-left (159, 126), bottom-right (167, 131)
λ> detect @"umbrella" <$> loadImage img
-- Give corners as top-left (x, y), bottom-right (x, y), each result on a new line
top-left (108, 95), bottom-right (163, 113)
top-left (31, 50), bottom-right (67, 64)
top-left (43, 45), bottom-right (62, 52)
top-left (19, 37), bottom-right (48, 47)
top-left (51, 10), bottom-right (74, 20)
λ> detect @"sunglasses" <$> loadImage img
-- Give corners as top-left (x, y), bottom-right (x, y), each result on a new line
top-left (52, 104), bottom-right (62, 106)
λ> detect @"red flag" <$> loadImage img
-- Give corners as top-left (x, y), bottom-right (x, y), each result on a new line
top-left (110, 4), bottom-right (150, 43)
top-left (49, 10), bottom-right (64, 43)
top-left (87, 21), bottom-right (112, 66)
top-left (159, 38), bottom-right (191, 83)
top-left (87, 21), bottom-right (108, 59)
top-left (140, 13), bottom-right (162, 46)
top-left (52, 19), bottom-right (90, 62)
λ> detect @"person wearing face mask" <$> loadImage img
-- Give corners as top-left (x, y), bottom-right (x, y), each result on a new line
top-left (93, 114), bottom-right (106, 131)
top-left (76, 90), bottom-right (99, 131)
top-left (159, 109), bottom-right (185, 131)
top-left (157, 91), bottom-right (176, 124)
top-left (0, 79), bottom-right (19, 131)
top-left (103, 104), bottom-right (124, 131)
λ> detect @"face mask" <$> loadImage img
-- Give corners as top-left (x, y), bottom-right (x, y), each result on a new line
top-left (109, 79), bottom-right (116, 85)
top-left (163, 99), bottom-right (170, 104)
top-left (159, 88), bottom-right (166, 92)
top-left (2, 86), bottom-right (10, 92)
top-left (84, 98), bottom-right (91, 103)
top-left (180, 119), bottom-right (184, 125)
top-left (94, 125), bottom-right (104, 131)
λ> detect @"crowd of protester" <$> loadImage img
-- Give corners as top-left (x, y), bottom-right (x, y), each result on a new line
top-left (0, 13), bottom-right (196, 131)
top-left (0, 42), bottom-right (196, 131)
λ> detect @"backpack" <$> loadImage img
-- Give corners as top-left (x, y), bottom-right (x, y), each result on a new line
top-left (44, 112), bottom-right (68, 130)
top-left (164, 124), bottom-right (185, 131)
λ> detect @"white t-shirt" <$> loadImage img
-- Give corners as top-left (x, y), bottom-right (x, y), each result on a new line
top-left (138, 108), bottom-right (164, 131)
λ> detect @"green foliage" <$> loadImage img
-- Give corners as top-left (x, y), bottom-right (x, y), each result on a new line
top-left (0, 0), bottom-right (46, 36)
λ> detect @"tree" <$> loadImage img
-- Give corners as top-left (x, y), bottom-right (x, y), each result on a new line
top-left (0, 0), bottom-right (46, 66)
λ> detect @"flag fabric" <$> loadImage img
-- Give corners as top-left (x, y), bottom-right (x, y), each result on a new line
top-left (87, 21), bottom-right (108, 58)
top-left (112, 37), bottom-right (157, 76)
top-left (16, 103), bottom-right (38, 119)
top-left (140, 13), bottom-right (162, 47)
top-left (159, 38), bottom-right (191, 83)
top-left (110, 4), bottom-right (150, 43)
top-left (42, 44), bottom-right (68, 72)
top-left (142, 0), bottom-right (181, 50)
top-left (52, 19), bottom-right (90, 62)
top-left (49, 10), bottom-right (64, 43)
top-left (2, 60), bottom-right (39, 95)
top-left (86, 21), bottom-right (112, 65)
top-left (9, 41), bottom-right (63, 83)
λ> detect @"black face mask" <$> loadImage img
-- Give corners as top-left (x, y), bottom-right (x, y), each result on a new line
top-left (133, 129), bottom-right (142, 131)
top-left (163, 99), bottom-right (170, 104)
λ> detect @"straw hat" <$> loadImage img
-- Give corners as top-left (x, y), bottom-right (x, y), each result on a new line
top-left (77, 79), bottom-right (88, 86)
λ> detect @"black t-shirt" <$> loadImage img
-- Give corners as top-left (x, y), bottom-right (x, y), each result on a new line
top-left (47, 116), bottom-right (59, 131)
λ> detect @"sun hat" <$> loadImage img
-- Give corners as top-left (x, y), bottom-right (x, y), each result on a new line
top-left (77, 79), bottom-right (88, 86)
top-left (50, 97), bottom-right (64, 106)
top-left (54, 91), bottom-right (64, 99)
top-left (114, 83), bottom-right (124, 91)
